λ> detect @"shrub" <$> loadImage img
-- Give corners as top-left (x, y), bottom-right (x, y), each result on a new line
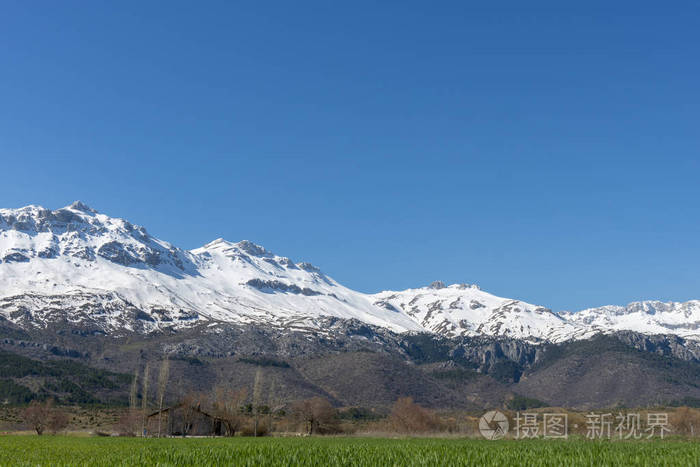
top-left (388, 397), bottom-right (443, 433)
top-left (673, 407), bottom-right (700, 437)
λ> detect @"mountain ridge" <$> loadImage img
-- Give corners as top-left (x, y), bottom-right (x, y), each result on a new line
top-left (1, 201), bottom-right (697, 343)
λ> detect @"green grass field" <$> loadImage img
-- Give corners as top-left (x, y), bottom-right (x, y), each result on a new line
top-left (0, 436), bottom-right (698, 466)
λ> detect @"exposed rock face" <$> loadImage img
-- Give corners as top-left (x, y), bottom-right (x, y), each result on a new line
top-left (245, 279), bottom-right (322, 296)
top-left (613, 331), bottom-right (700, 361)
top-left (97, 241), bottom-right (139, 266)
top-left (297, 262), bottom-right (321, 273)
top-left (3, 252), bottom-right (30, 263)
top-left (236, 240), bottom-right (269, 257)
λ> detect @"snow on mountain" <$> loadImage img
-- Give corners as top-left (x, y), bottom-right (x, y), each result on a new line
top-left (372, 281), bottom-right (594, 342)
top-left (1, 202), bottom-right (698, 343)
top-left (0, 202), bottom-right (422, 334)
top-left (561, 301), bottom-right (700, 341)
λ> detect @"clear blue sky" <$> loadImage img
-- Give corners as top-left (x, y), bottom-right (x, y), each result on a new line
top-left (1, 1), bottom-right (698, 311)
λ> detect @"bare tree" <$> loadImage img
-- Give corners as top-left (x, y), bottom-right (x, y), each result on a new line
top-left (211, 386), bottom-right (247, 437)
top-left (252, 368), bottom-right (264, 437)
top-left (126, 366), bottom-right (141, 435)
top-left (266, 379), bottom-right (284, 433)
top-left (156, 358), bottom-right (170, 437)
top-left (24, 399), bottom-right (53, 435)
top-left (141, 363), bottom-right (150, 436)
top-left (292, 397), bottom-right (338, 435)
top-left (388, 397), bottom-right (442, 433)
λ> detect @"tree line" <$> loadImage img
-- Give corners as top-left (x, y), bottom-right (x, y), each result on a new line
top-left (111, 357), bottom-right (448, 437)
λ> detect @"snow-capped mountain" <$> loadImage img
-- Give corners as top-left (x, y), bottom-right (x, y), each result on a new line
top-left (561, 301), bottom-right (700, 341)
top-left (0, 202), bottom-right (698, 343)
top-left (0, 202), bottom-right (422, 334)
top-left (372, 282), bottom-right (594, 342)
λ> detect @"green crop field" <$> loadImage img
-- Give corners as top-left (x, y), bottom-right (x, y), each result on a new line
top-left (0, 436), bottom-right (698, 466)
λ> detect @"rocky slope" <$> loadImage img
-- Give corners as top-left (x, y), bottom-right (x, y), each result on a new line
top-left (3, 317), bottom-right (699, 410)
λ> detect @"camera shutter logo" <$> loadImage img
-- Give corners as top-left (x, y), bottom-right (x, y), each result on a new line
top-left (479, 410), bottom-right (509, 440)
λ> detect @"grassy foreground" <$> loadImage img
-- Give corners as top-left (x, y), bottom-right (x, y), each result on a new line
top-left (1, 436), bottom-right (699, 466)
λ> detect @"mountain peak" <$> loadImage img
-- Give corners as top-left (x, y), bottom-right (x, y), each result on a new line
top-left (200, 239), bottom-right (270, 257)
top-left (425, 282), bottom-right (480, 291)
top-left (202, 238), bottom-right (232, 249)
top-left (235, 240), bottom-right (268, 257)
top-left (66, 201), bottom-right (96, 213)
